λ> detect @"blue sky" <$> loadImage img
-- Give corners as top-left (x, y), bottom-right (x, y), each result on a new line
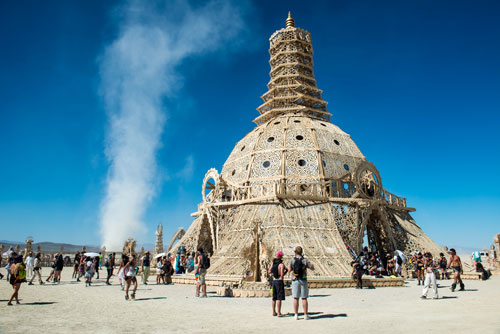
top-left (0, 0), bottom-right (499, 250)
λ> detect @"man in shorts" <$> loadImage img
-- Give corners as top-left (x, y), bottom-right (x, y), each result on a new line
top-left (196, 247), bottom-right (208, 297)
top-left (447, 248), bottom-right (464, 292)
top-left (288, 246), bottom-right (315, 320)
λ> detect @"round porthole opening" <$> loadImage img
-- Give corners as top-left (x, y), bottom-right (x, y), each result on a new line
top-left (296, 135), bottom-right (304, 140)
top-left (231, 170), bottom-right (236, 176)
top-left (267, 137), bottom-right (275, 143)
top-left (334, 140), bottom-right (340, 145)
top-left (343, 164), bottom-right (350, 171)
top-left (298, 159), bottom-right (306, 167)
top-left (263, 161), bottom-right (271, 168)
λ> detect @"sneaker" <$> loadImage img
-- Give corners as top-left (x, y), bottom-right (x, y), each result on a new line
top-left (420, 295), bottom-right (426, 299)
top-left (125, 295), bottom-right (129, 301)
top-left (433, 296), bottom-right (439, 299)
top-left (294, 314), bottom-right (299, 320)
top-left (304, 314), bottom-right (310, 320)
top-left (201, 294), bottom-right (208, 298)
top-left (195, 294), bottom-right (200, 297)
top-left (28, 282), bottom-right (34, 285)
top-left (131, 294), bottom-right (135, 301)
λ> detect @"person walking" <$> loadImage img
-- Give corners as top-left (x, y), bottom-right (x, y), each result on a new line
top-left (268, 251), bottom-right (286, 317)
top-left (123, 256), bottom-right (138, 301)
top-left (447, 248), bottom-right (464, 292)
top-left (195, 247), bottom-right (209, 297)
top-left (28, 253), bottom-right (44, 285)
top-left (141, 251), bottom-right (151, 285)
top-left (288, 246), bottom-right (315, 320)
top-left (8, 255), bottom-right (26, 305)
top-left (420, 253), bottom-right (439, 299)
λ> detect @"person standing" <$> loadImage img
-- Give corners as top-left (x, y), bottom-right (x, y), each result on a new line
top-left (29, 253), bottom-right (44, 285)
top-left (25, 252), bottom-right (34, 280)
top-left (288, 246), bottom-right (315, 320)
top-left (72, 252), bottom-right (81, 279)
top-left (268, 251), bottom-right (286, 316)
top-left (351, 252), bottom-right (365, 289)
top-left (53, 253), bottom-right (64, 283)
top-left (110, 253), bottom-right (116, 276)
top-left (195, 247), bottom-right (209, 297)
top-left (85, 257), bottom-right (95, 287)
top-left (393, 252), bottom-right (403, 277)
top-left (93, 257), bottom-right (100, 279)
top-left (141, 251), bottom-right (151, 285)
top-left (447, 248), bottom-right (464, 292)
top-left (438, 253), bottom-right (448, 280)
top-left (420, 253), bottom-right (438, 299)
top-left (105, 255), bottom-right (113, 285)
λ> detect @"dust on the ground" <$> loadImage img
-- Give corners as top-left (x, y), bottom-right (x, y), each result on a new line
top-left (0, 268), bottom-right (499, 333)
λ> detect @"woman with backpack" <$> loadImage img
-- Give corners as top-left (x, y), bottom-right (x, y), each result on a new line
top-left (8, 255), bottom-right (26, 305)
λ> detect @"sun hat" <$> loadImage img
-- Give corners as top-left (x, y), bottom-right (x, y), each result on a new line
top-left (276, 251), bottom-right (284, 258)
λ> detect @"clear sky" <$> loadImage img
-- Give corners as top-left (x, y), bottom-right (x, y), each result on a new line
top-left (1, 0), bottom-right (499, 250)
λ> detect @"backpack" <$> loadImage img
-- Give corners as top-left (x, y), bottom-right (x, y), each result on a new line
top-left (201, 254), bottom-right (210, 269)
top-left (396, 255), bottom-right (403, 265)
top-left (292, 256), bottom-right (305, 279)
top-left (17, 264), bottom-right (26, 280)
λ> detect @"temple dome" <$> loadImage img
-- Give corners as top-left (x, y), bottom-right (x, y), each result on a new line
top-left (221, 113), bottom-right (366, 189)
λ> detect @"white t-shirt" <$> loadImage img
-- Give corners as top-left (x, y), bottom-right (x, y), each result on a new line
top-left (25, 256), bottom-right (34, 268)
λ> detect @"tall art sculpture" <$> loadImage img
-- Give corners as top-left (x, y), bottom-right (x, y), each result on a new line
top-left (169, 13), bottom-right (444, 280)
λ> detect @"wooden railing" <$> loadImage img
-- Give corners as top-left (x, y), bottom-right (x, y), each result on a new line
top-left (203, 179), bottom-right (407, 209)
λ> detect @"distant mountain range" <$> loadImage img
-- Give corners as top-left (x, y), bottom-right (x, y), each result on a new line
top-left (0, 240), bottom-right (156, 253)
top-left (0, 240), bottom-right (100, 253)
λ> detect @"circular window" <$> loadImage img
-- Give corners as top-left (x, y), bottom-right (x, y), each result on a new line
top-left (296, 135), bottom-right (304, 140)
top-left (241, 145), bottom-right (245, 151)
top-left (267, 137), bottom-right (275, 143)
top-left (320, 123), bottom-right (327, 127)
top-left (298, 159), bottom-right (306, 167)
top-left (263, 161), bottom-right (271, 168)
top-left (344, 164), bottom-right (350, 171)
top-left (294, 120), bottom-right (301, 123)
top-left (231, 170), bottom-right (236, 176)
top-left (334, 140), bottom-right (340, 145)
top-left (274, 121), bottom-right (280, 125)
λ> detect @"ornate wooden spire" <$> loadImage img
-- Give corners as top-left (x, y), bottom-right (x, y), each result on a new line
top-left (254, 13), bottom-right (331, 125)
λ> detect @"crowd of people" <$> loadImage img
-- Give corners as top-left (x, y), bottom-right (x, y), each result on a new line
top-left (0, 244), bottom-right (488, 313)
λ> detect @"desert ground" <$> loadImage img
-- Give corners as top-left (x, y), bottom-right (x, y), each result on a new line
top-left (0, 268), bottom-right (499, 334)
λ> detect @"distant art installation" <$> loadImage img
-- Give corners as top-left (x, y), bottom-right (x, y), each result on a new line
top-left (169, 13), bottom-right (444, 280)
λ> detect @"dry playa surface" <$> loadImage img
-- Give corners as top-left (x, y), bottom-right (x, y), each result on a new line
top-left (0, 268), bottom-right (499, 334)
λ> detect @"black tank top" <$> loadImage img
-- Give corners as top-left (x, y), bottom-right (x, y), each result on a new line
top-left (272, 259), bottom-right (282, 279)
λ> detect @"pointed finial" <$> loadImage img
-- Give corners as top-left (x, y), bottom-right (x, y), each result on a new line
top-left (286, 11), bottom-right (295, 28)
